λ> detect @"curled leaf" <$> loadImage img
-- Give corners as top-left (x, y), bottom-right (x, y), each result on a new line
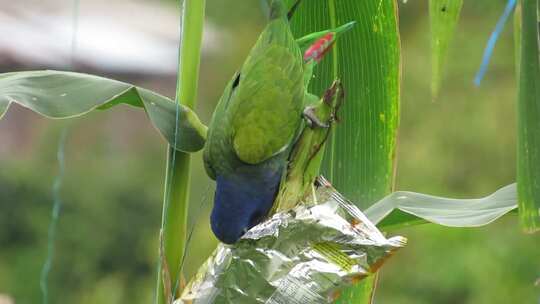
top-left (0, 70), bottom-right (207, 152)
top-left (365, 184), bottom-right (518, 231)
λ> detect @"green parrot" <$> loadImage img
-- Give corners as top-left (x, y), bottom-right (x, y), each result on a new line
top-left (203, 0), bottom-right (354, 244)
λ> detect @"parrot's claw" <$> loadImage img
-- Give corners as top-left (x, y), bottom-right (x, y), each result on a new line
top-left (325, 80), bottom-right (345, 122)
top-left (303, 106), bottom-right (330, 129)
top-left (303, 80), bottom-right (344, 129)
top-left (324, 80), bottom-right (344, 106)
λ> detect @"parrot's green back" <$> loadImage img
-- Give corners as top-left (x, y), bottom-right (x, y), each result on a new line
top-left (204, 8), bottom-right (304, 179)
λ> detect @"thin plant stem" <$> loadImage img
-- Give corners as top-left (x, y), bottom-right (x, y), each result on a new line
top-left (156, 1), bottom-right (206, 304)
top-left (40, 129), bottom-right (68, 304)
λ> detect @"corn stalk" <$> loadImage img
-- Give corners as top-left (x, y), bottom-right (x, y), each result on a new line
top-left (157, 1), bottom-right (206, 303)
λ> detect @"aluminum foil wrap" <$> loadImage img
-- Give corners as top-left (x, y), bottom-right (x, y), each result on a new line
top-left (178, 178), bottom-right (406, 304)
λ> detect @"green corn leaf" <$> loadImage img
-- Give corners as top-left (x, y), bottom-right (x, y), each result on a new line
top-left (517, 0), bottom-right (540, 233)
top-left (430, 0), bottom-right (463, 97)
top-left (0, 70), bottom-right (207, 153)
top-left (284, 0), bottom-right (401, 303)
top-left (286, 0), bottom-right (401, 211)
top-left (365, 183), bottom-right (518, 231)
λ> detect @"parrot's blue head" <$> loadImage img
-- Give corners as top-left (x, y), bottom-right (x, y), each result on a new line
top-left (211, 166), bottom-right (282, 244)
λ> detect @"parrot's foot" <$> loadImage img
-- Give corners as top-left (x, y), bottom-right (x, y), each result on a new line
top-left (303, 106), bottom-right (329, 128)
top-left (323, 80), bottom-right (345, 121)
top-left (303, 80), bottom-right (344, 129)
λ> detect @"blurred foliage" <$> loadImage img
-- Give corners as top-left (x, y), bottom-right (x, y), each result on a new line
top-left (0, 0), bottom-right (539, 304)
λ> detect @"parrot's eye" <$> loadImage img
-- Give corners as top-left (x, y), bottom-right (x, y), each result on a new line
top-left (232, 73), bottom-right (241, 89)
top-left (223, 72), bottom-right (242, 109)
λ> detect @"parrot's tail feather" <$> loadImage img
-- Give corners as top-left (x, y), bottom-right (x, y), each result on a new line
top-left (304, 33), bottom-right (335, 63)
top-left (296, 21), bottom-right (356, 59)
top-left (269, 0), bottom-right (287, 20)
top-left (287, 0), bottom-right (303, 20)
top-left (268, 0), bottom-right (302, 20)
top-left (334, 21), bottom-right (357, 36)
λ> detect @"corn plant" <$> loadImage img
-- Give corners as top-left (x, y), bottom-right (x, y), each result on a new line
top-left (0, 0), bottom-right (537, 303)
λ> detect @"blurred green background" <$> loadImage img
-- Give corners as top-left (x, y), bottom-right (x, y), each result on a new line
top-left (0, 0), bottom-right (538, 303)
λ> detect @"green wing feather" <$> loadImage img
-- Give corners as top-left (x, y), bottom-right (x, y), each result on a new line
top-left (204, 13), bottom-right (305, 178)
top-left (230, 19), bottom-right (304, 164)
